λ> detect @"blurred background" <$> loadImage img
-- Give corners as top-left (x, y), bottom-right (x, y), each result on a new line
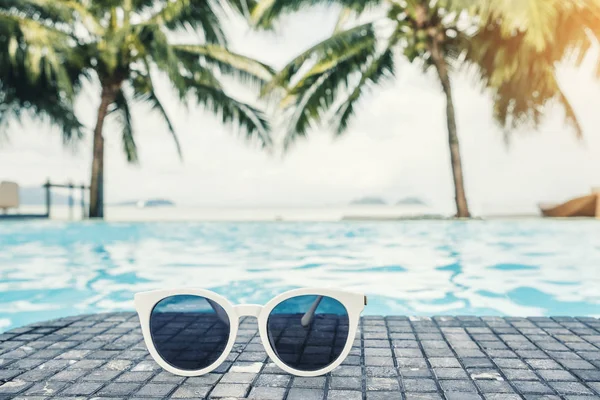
top-left (1, 0), bottom-right (599, 331)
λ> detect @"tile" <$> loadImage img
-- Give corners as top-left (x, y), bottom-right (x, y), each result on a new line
top-left (208, 383), bottom-right (250, 398)
top-left (247, 386), bottom-right (286, 400)
top-left (3, 313), bottom-right (600, 400)
top-left (286, 388), bottom-right (325, 400)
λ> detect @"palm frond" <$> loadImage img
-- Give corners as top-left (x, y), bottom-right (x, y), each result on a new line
top-left (279, 35), bottom-right (377, 147)
top-left (1, 0), bottom-right (104, 35)
top-left (474, 0), bottom-right (559, 52)
top-left (334, 7), bottom-right (355, 32)
top-left (0, 12), bottom-right (78, 97)
top-left (111, 89), bottom-right (138, 163)
top-left (333, 44), bottom-right (395, 135)
top-left (39, 0), bottom-right (104, 34)
top-left (174, 44), bottom-right (274, 87)
top-left (130, 67), bottom-right (183, 159)
top-left (557, 83), bottom-right (583, 139)
top-left (137, 24), bottom-right (186, 98)
top-left (185, 75), bottom-right (271, 147)
top-left (0, 79), bottom-right (83, 143)
top-left (264, 22), bottom-right (376, 96)
top-left (465, 12), bottom-right (588, 139)
top-left (140, 0), bottom-right (226, 44)
top-left (226, 0), bottom-right (258, 17)
top-left (0, 0), bottom-right (85, 141)
top-left (251, 0), bottom-right (380, 29)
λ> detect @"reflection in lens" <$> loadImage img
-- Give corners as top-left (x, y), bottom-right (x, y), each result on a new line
top-left (267, 295), bottom-right (349, 371)
top-left (150, 295), bottom-right (230, 371)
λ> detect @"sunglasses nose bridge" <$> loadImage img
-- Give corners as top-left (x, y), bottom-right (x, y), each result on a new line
top-left (233, 304), bottom-right (262, 318)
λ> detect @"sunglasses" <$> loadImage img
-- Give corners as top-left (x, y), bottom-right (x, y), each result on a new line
top-left (135, 288), bottom-right (366, 377)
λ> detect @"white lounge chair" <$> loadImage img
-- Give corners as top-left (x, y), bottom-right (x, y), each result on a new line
top-left (0, 181), bottom-right (19, 213)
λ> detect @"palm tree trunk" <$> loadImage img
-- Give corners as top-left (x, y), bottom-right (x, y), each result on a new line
top-left (89, 84), bottom-right (117, 219)
top-left (430, 38), bottom-right (471, 218)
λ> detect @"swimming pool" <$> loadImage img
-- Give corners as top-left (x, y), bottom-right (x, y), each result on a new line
top-left (0, 220), bottom-right (599, 332)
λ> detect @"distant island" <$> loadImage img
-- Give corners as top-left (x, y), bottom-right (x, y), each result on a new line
top-left (349, 196), bottom-right (427, 206)
top-left (18, 187), bottom-right (176, 209)
top-left (396, 197), bottom-right (427, 206)
top-left (350, 197), bottom-right (387, 205)
top-left (112, 199), bottom-right (176, 208)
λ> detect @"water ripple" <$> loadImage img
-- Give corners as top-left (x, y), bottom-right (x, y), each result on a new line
top-left (0, 220), bottom-right (599, 331)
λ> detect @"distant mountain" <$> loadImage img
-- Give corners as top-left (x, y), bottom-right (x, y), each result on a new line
top-left (19, 186), bottom-right (73, 205)
top-left (350, 197), bottom-right (387, 205)
top-left (112, 198), bottom-right (176, 208)
top-left (396, 197), bottom-right (427, 206)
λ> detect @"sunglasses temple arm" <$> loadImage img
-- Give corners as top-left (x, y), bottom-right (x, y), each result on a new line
top-left (300, 295), bottom-right (323, 327)
top-left (207, 299), bottom-right (231, 326)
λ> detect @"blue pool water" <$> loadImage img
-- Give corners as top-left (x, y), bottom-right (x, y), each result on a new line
top-left (0, 220), bottom-right (599, 332)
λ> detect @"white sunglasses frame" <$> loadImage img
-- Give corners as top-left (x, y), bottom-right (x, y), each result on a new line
top-left (134, 288), bottom-right (366, 377)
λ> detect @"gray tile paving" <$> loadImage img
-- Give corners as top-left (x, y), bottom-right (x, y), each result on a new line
top-left (0, 313), bottom-right (598, 399)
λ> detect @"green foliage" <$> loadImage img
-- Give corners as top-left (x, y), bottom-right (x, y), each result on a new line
top-left (0, 0), bottom-right (85, 141)
top-left (1, 0), bottom-right (273, 160)
top-left (254, 0), bottom-right (599, 143)
top-left (465, 0), bottom-right (600, 138)
top-left (333, 42), bottom-right (396, 135)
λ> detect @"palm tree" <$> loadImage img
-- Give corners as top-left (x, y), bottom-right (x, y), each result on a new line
top-left (3, 0), bottom-right (273, 218)
top-left (251, 0), bottom-right (599, 217)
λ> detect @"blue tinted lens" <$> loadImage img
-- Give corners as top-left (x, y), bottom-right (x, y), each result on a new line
top-left (267, 295), bottom-right (349, 371)
top-left (150, 295), bottom-right (230, 371)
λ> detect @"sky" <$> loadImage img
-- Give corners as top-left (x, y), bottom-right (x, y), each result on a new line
top-left (1, 7), bottom-right (600, 215)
